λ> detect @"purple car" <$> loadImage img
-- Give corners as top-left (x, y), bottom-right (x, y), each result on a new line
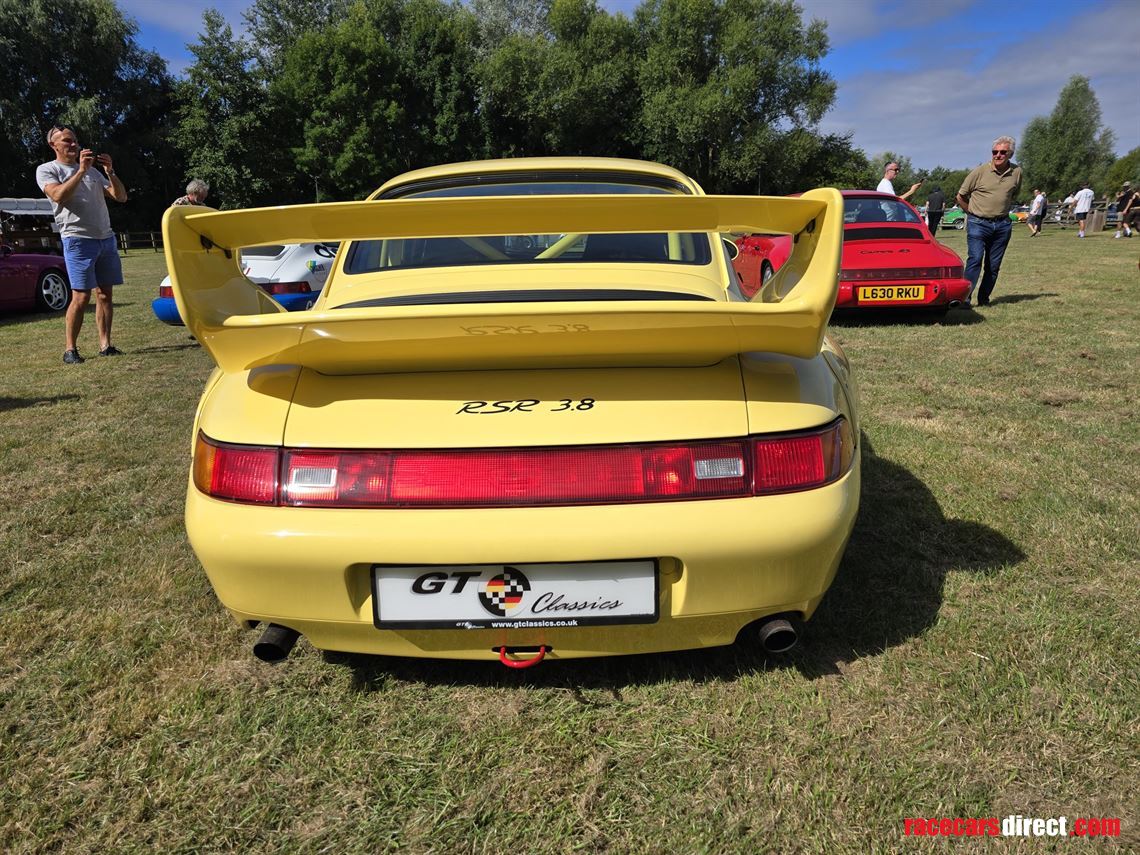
top-left (0, 245), bottom-right (70, 312)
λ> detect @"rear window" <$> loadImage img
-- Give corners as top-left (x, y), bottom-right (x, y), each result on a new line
top-left (344, 179), bottom-right (711, 274)
top-left (844, 198), bottom-right (921, 225)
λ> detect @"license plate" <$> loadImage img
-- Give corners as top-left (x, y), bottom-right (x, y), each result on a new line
top-left (372, 560), bottom-right (658, 629)
top-left (858, 285), bottom-right (925, 302)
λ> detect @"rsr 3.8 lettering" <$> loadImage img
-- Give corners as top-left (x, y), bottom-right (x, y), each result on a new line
top-left (456, 399), bottom-right (596, 414)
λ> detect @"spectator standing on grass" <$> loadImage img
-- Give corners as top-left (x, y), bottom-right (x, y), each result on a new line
top-left (926, 186), bottom-right (946, 234)
top-left (35, 124), bottom-right (128, 364)
top-left (956, 135), bottom-right (1022, 307)
top-left (171, 179), bottom-right (209, 207)
top-left (1073, 183), bottom-right (1095, 237)
top-left (1028, 188), bottom-right (1047, 236)
top-left (876, 161), bottom-right (922, 201)
top-left (1113, 182), bottom-right (1135, 238)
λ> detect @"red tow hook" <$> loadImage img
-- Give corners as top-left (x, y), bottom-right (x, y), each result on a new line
top-left (497, 645), bottom-right (548, 669)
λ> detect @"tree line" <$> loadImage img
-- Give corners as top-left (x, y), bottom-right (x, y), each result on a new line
top-left (2, 0), bottom-right (1134, 231)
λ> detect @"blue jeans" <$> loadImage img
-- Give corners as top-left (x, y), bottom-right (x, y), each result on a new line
top-left (964, 217), bottom-right (1012, 304)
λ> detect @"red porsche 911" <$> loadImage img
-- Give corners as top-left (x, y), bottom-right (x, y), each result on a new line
top-left (836, 191), bottom-right (969, 312)
top-left (733, 191), bottom-right (970, 313)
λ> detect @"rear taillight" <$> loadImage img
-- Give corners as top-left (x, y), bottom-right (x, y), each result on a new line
top-left (193, 435), bottom-right (278, 503)
top-left (262, 281), bottom-right (311, 295)
top-left (193, 420), bottom-right (853, 508)
top-left (840, 267), bottom-right (955, 281)
top-left (159, 284), bottom-right (173, 298)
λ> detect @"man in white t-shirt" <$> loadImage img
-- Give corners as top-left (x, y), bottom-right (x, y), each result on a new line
top-left (1073, 183), bottom-right (1095, 237)
top-left (1028, 189), bottom-right (1046, 236)
top-left (876, 162), bottom-right (922, 201)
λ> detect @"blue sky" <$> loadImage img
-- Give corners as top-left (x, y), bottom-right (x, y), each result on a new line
top-left (118, 0), bottom-right (1139, 170)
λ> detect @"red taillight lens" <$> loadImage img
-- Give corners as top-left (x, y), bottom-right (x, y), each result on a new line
top-left (263, 281), bottom-right (311, 295)
top-left (280, 442), bottom-right (752, 508)
top-left (159, 284), bottom-right (173, 298)
top-left (193, 433), bottom-right (278, 503)
top-left (753, 420), bottom-right (852, 494)
top-left (194, 420), bottom-right (852, 508)
top-left (840, 267), bottom-right (951, 282)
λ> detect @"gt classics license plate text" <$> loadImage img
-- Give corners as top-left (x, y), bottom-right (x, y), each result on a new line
top-left (372, 561), bottom-right (657, 629)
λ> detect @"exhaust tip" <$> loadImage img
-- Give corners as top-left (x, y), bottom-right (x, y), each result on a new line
top-left (756, 617), bottom-right (798, 654)
top-left (948, 300), bottom-right (962, 308)
top-left (253, 623), bottom-right (301, 662)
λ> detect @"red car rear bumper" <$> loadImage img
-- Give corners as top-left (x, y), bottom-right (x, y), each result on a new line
top-left (837, 278), bottom-right (970, 309)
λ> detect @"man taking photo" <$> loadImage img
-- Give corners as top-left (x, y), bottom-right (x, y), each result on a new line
top-left (35, 124), bottom-right (128, 364)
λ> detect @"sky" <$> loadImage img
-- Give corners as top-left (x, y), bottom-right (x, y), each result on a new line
top-left (119, 0), bottom-right (1140, 170)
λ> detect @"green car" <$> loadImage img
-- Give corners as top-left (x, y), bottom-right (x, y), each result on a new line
top-left (940, 207), bottom-right (1020, 230)
top-left (941, 207), bottom-right (966, 230)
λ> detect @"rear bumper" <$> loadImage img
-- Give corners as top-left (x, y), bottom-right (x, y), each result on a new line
top-left (151, 296), bottom-right (184, 325)
top-left (837, 278), bottom-right (970, 309)
top-left (186, 459), bottom-right (860, 660)
top-left (271, 291), bottom-right (317, 312)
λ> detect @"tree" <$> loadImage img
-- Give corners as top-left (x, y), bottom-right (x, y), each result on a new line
top-left (633, 0), bottom-right (841, 194)
top-left (1018, 76), bottom-right (1116, 197)
top-left (0, 0), bottom-right (179, 227)
top-left (172, 10), bottom-right (291, 209)
top-left (478, 0), bottom-right (640, 158)
top-left (272, 0), bottom-right (483, 201)
top-left (243, 0), bottom-right (351, 75)
top-left (1101, 146), bottom-right (1140, 192)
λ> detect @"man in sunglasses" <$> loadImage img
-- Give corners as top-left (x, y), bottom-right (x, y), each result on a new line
top-left (35, 124), bottom-right (128, 364)
top-left (956, 136), bottom-right (1022, 307)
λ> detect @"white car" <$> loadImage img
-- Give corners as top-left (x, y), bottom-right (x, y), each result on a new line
top-left (153, 242), bottom-right (338, 325)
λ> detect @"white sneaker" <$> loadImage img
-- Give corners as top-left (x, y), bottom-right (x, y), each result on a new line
top-left (1115, 232), bottom-right (1123, 238)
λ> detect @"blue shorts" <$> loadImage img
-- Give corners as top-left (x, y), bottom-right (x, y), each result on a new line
top-left (62, 235), bottom-right (123, 291)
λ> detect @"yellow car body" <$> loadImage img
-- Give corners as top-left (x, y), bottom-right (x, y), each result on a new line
top-left (164, 157), bottom-right (860, 662)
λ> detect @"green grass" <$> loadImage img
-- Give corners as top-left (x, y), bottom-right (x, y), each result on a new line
top-left (1, 231), bottom-right (1137, 853)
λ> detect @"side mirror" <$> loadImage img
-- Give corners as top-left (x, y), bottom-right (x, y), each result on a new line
top-left (721, 237), bottom-right (740, 261)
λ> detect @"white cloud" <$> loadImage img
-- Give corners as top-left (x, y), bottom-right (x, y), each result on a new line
top-left (798, 0), bottom-right (976, 47)
top-left (118, 0), bottom-right (247, 40)
top-left (819, 1), bottom-right (1140, 167)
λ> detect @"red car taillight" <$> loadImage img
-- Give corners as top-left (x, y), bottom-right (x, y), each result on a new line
top-left (193, 420), bottom-right (854, 508)
top-left (158, 284), bottom-right (174, 298)
top-left (840, 267), bottom-right (957, 281)
top-left (262, 281), bottom-right (311, 295)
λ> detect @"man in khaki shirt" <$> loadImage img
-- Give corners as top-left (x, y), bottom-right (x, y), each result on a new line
top-left (956, 135), bottom-right (1022, 307)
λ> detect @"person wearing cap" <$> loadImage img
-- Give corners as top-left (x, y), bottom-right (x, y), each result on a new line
top-left (35, 124), bottom-right (128, 364)
top-left (1113, 182), bottom-right (1135, 239)
top-left (956, 135), bottom-right (1022, 307)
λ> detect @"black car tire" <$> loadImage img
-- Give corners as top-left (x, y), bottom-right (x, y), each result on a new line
top-left (761, 261), bottom-right (774, 285)
top-left (954, 219), bottom-right (965, 231)
top-left (36, 270), bottom-right (71, 312)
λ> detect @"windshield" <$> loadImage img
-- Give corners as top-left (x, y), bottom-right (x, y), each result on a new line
top-left (844, 197), bottom-right (922, 225)
top-left (344, 180), bottom-right (711, 274)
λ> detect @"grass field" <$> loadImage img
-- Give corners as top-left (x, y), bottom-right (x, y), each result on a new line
top-left (1, 226), bottom-right (1137, 853)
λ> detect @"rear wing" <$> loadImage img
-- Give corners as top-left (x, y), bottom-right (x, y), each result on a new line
top-left (162, 190), bottom-right (842, 375)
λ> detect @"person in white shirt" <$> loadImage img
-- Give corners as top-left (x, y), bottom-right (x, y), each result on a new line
top-left (875, 162), bottom-right (922, 201)
top-left (1028, 189), bottom-right (1046, 236)
top-left (1073, 183), bottom-right (1095, 237)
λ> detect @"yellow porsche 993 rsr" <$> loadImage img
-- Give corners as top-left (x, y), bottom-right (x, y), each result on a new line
top-left (163, 158), bottom-right (860, 667)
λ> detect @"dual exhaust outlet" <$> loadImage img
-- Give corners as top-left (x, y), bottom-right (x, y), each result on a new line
top-left (251, 616), bottom-right (799, 663)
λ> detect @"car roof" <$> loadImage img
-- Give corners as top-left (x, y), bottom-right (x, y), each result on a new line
top-left (373, 157), bottom-right (705, 198)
